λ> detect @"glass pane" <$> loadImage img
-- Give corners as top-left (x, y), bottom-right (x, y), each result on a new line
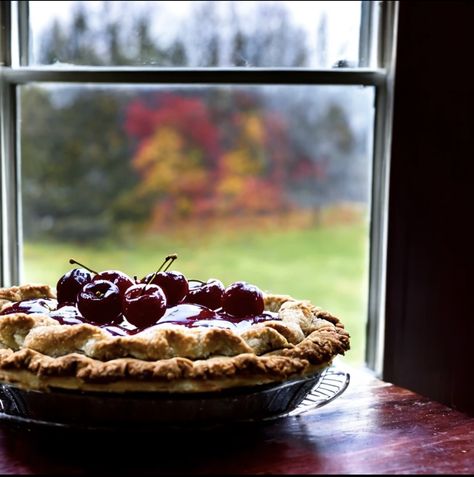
top-left (20, 83), bottom-right (374, 365)
top-left (29, 1), bottom-right (366, 68)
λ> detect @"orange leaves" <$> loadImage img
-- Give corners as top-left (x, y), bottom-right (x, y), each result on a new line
top-left (126, 92), bottom-right (293, 228)
top-left (135, 128), bottom-right (178, 186)
top-left (220, 148), bottom-right (261, 177)
top-left (241, 114), bottom-right (266, 145)
top-left (134, 127), bottom-right (209, 198)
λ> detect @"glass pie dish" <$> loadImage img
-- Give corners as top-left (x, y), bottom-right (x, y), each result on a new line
top-left (0, 367), bottom-right (350, 432)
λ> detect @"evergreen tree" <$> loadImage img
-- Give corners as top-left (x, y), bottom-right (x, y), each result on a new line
top-left (21, 87), bottom-right (139, 241)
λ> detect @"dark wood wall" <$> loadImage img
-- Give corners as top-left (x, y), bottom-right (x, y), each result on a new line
top-left (383, 1), bottom-right (474, 414)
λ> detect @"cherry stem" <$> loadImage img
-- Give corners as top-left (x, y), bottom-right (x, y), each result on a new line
top-left (162, 253), bottom-right (178, 272)
top-left (189, 279), bottom-right (206, 285)
top-left (142, 253), bottom-right (178, 294)
top-left (69, 259), bottom-right (98, 275)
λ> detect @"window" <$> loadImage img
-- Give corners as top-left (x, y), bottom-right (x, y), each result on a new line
top-left (0, 1), bottom-right (398, 371)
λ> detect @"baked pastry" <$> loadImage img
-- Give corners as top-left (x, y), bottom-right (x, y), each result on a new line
top-left (0, 262), bottom-right (350, 394)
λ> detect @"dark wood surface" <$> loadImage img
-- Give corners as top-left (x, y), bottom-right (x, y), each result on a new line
top-left (0, 365), bottom-right (472, 475)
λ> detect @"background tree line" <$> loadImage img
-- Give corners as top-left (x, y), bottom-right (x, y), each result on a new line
top-left (22, 1), bottom-right (371, 242)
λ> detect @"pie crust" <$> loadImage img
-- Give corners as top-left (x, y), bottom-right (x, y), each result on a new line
top-left (0, 284), bottom-right (350, 393)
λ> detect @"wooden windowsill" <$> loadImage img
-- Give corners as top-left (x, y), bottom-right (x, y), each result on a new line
top-left (0, 364), bottom-right (473, 474)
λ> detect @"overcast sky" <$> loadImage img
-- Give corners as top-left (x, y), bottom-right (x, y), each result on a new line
top-left (25, 0), bottom-right (362, 67)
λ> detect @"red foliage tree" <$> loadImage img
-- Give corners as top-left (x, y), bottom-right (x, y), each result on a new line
top-left (125, 93), bottom-right (220, 162)
top-left (125, 91), bottom-right (296, 229)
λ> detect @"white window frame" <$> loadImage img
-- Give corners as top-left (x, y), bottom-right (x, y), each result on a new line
top-left (0, 1), bottom-right (398, 374)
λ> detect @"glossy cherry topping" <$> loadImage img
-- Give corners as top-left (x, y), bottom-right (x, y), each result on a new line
top-left (0, 260), bottom-right (279, 336)
top-left (155, 303), bottom-right (278, 331)
top-left (49, 305), bottom-right (84, 326)
top-left (185, 278), bottom-right (224, 310)
top-left (77, 279), bottom-right (122, 325)
top-left (222, 281), bottom-right (265, 317)
top-left (0, 296), bottom-right (280, 336)
top-left (56, 268), bottom-right (93, 306)
top-left (122, 283), bottom-right (167, 328)
top-left (0, 298), bottom-right (57, 316)
top-left (142, 270), bottom-right (189, 307)
top-left (157, 303), bottom-right (219, 326)
top-left (93, 270), bottom-right (134, 297)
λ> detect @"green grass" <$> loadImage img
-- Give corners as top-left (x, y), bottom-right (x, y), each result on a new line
top-left (22, 222), bottom-right (369, 364)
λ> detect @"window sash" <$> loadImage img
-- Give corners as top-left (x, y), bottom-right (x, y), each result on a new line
top-left (0, 1), bottom-right (398, 374)
top-left (2, 67), bottom-right (385, 85)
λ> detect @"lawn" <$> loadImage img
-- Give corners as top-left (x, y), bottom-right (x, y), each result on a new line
top-left (22, 221), bottom-right (369, 364)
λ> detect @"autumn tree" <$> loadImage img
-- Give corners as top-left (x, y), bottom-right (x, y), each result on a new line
top-left (215, 93), bottom-right (291, 217)
top-left (125, 93), bottom-right (221, 227)
top-left (123, 86), bottom-right (300, 230)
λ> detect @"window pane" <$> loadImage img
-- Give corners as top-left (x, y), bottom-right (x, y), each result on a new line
top-left (29, 1), bottom-right (366, 68)
top-left (20, 83), bottom-right (374, 365)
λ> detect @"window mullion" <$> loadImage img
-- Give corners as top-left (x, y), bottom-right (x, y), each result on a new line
top-left (358, 1), bottom-right (374, 67)
top-left (18, 0), bottom-right (29, 66)
top-left (1, 1), bottom-right (21, 287)
top-left (365, 1), bottom-right (398, 375)
top-left (0, 2), bottom-right (12, 66)
top-left (0, 81), bottom-right (21, 288)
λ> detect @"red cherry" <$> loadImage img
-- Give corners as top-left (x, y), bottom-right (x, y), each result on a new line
top-left (185, 278), bottom-right (224, 310)
top-left (77, 279), bottom-right (122, 325)
top-left (56, 268), bottom-right (94, 306)
top-left (122, 283), bottom-right (167, 328)
top-left (222, 281), bottom-right (265, 317)
top-left (93, 270), bottom-right (134, 297)
top-left (142, 271), bottom-right (189, 307)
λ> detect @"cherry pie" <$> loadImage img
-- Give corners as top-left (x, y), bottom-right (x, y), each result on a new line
top-left (0, 262), bottom-right (350, 394)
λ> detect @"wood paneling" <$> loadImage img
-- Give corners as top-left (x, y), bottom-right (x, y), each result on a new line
top-left (383, 1), bottom-right (474, 414)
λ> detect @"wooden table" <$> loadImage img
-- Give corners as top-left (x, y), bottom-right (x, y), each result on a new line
top-left (0, 364), bottom-right (472, 474)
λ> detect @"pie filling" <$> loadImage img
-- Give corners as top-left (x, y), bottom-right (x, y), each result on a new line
top-left (0, 297), bottom-right (280, 336)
